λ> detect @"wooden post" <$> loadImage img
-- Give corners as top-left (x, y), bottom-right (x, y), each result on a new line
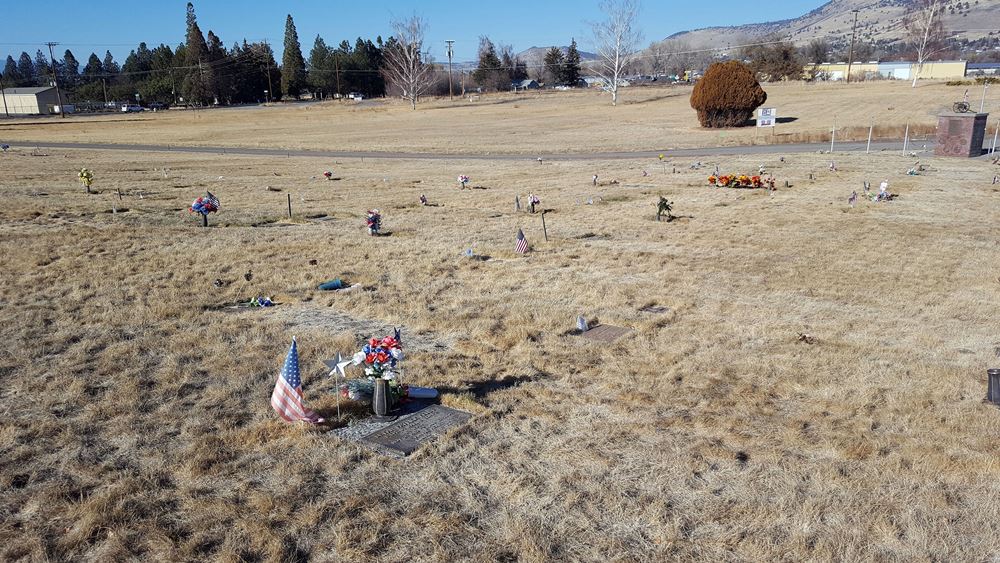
top-left (117, 188), bottom-right (122, 201)
top-left (541, 212), bottom-right (548, 241)
top-left (866, 118), bottom-right (873, 154)
top-left (902, 122), bottom-right (909, 154)
top-left (287, 193), bottom-right (292, 218)
top-left (202, 213), bottom-right (208, 227)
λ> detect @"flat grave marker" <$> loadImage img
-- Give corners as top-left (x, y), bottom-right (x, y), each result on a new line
top-left (361, 404), bottom-right (472, 457)
top-left (578, 324), bottom-right (633, 343)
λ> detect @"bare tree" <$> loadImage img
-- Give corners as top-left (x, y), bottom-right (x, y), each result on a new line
top-left (906, 0), bottom-right (946, 87)
top-left (383, 15), bottom-right (433, 109)
top-left (592, 0), bottom-right (643, 106)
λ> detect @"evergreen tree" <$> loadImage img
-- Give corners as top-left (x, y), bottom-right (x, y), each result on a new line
top-left (281, 14), bottom-right (307, 98)
top-left (473, 36), bottom-right (505, 91)
top-left (206, 31), bottom-right (229, 102)
top-left (3, 55), bottom-right (21, 86)
top-left (17, 52), bottom-right (34, 83)
top-left (61, 49), bottom-right (80, 88)
top-left (102, 50), bottom-right (120, 75)
top-left (307, 35), bottom-right (333, 95)
top-left (34, 50), bottom-right (51, 86)
top-left (543, 46), bottom-right (565, 85)
top-left (82, 53), bottom-right (103, 80)
top-left (562, 39), bottom-right (582, 85)
top-left (182, 2), bottom-right (213, 104)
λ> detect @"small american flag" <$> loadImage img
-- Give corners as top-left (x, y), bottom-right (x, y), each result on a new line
top-left (515, 228), bottom-right (529, 254)
top-left (205, 191), bottom-right (220, 210)
top-left (271, 338), bottom-right (324, 424)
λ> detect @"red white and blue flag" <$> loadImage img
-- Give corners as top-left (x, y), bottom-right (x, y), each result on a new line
top-left (271, 338), bottom-right (324, 424)
top-left (515, 228), bottom-right (529, 254)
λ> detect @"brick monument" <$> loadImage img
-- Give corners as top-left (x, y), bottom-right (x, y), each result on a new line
top-left (934, 112), bottom-right (988, 157)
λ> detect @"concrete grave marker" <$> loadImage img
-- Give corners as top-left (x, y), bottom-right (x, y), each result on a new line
top-left (361, 404), bottom-right (472, 457)
top-left (578, 324), bottom-right (632, 343)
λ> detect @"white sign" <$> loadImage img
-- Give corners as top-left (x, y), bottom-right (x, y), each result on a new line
top-left (757, 107), bottom-right (777, 128)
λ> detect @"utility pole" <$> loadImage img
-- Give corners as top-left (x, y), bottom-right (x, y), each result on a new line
top-left (0, 74), bottom-right (9, 118)
top-left (101, 78), bottom-right (108, 106)
top-left (45, 42), bottom-right (66, 118)
top-left (846, 9), bottom-right (860, 84)
top-left (446, 40), bottom-right (455, 100)
top-left (334, 55), bottom-right (341, 97)
top-left (263, 40), bottom-right (275, 103)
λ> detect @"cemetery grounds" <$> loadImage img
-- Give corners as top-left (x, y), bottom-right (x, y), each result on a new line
top-left (1, 84), bottom-right (999, 560)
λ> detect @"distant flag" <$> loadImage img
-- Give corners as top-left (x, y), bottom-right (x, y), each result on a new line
top-left (271, 338), bottom-right (324, 424)
top-left (394, 326), bottom-right (402, 346)
top-left (205, 191), bottom-right (220, 210)
top-left (515, 228), bottom-right (529, 254)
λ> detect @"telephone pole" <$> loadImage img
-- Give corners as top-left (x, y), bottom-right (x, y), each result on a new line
top-left (263, 40), bottom-right (275, 103)
top-left (846, 9), bottom-right (860, 84)
top-left (45, 42), bottom-right (66, 118)
top-left (446, 40), bottom-right (455, 100)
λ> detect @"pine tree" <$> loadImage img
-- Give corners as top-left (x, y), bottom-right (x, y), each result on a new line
top-left (102, 50), bottom-right (120, 75)
top-left (281, 14), bottom-right (307, 98)
top-left (61, 49), bottom-right (80, 88)
top-left (562, 39), bottom-right (582, 86)
top-left (473, 36), bottom-right (504, 91)
top-left (543, 46), bottom-right (565, 85)
top-left (34, 50), bottom-right (51, 86)
top-left (3, 56), bottom-right (21, 86)
top-left (182, 2), bottom-right (213, 104)
top-left (82, 53), bottom-right (103, 80)
top-left (17, 52), bottom-right (34, 84)
top-left (206, 31), bottom-right (229, 102)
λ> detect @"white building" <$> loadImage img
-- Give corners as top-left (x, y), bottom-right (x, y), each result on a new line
top-left (0, 87), bottom-right (62, 115)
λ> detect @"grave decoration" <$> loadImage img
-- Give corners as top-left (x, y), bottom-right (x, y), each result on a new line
top-left (190, 191), bottom-right (220, 226)
top-left (323, 170), bottom-right (333, 180)
top-left (871, 180), bottom-right (898, 202)
top-left (346, 334), bottom-right (405, 416)
top-left (528, 194), bottom-right (540, 213)
top-left (270, 337), bottom-right (324, 424)
top-left (420, 194), bottom-right (428, 205)
top-left (656, 197), bottom-right (675, 222)
top-left (366, 209), bottom-right (382, 235)
top-left (708, 174), bottom-right (775, 190)
top-left (1, 143), bottom-right (10, 152)
top-left (246, 296), bottom-right (274, 307)
top-left (458, 175), bottom-right (470, 189)
top-left (848, 191), bottom-right (858, 207)
top-left (78, 168), bottom-right (95, 194)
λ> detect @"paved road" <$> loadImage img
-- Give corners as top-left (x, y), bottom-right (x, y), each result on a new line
top-left (11, 139), bottom-right (935, 161)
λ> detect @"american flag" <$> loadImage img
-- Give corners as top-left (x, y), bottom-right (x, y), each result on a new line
top-left (271, 339), bottom-right (324, 424)
top-left (515, 228), bottom-right (529, 254)
top-left (205, 191), bottom-right (220, 210)
top-left (394, 327), bottom-right (402, 345)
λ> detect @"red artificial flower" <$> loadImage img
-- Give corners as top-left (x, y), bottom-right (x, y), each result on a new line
top-left (375, 351), bottom-right (389, 363)
top-left (369, 338), bottom-right (379, 348)
top-left (365, 353), bottom-right (376, 364)
top-left (381, 336), bottom-right (397, 348)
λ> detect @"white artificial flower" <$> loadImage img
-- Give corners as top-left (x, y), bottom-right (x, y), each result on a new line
top-left (353, 352), bottom-right (366, 365)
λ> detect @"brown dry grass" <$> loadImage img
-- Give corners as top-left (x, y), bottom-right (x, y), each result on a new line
top-left (0, 80), bottom-right (976, 154)
top-left (1, 140), bottom-right (999, 561)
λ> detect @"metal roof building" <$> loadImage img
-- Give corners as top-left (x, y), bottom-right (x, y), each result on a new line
top-left (0, 87), bottom-right (61, 116)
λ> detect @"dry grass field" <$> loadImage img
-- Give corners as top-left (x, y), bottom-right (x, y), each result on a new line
top-left (1, 133), bottom-right (999, 561)
top-left (0, 80), bottom-right (971, 155)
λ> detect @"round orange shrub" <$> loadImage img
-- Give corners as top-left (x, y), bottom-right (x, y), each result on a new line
top-left (690, 61), bottom-right (767, 128)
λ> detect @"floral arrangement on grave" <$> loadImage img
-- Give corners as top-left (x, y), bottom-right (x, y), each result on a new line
top-left (657, 197), bottom-right (675, 222)
top-left (707, 174), bottom-right (775, 190)
top-left (323, 170), bottom-right (333, 180)
top-left (366, 209), bottom-right (381, 235)
top-left (527, 194), bottom-right (540, 213)
top-left (351, 335), bottom-right (405, 399)
top-left (78, 168), bottom-right (95, 194)
top-left (190, 191), bottom-right (220, 214)
top-left (458, 175), bottom-right (470, 189)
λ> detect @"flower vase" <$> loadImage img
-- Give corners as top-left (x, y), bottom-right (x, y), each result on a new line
top-left (372, 379), bottom-right (397, 421)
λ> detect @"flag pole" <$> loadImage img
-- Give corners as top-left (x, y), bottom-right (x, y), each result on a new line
top-left (328, 368), bottom-right (340, 420)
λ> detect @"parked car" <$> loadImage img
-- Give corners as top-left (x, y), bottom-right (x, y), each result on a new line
top-left (121, 105), bottom-right (145, 113)
top-left (148, 102), bottom-right (169, 110)
top-left (347, 92), bottom-right (364, 100)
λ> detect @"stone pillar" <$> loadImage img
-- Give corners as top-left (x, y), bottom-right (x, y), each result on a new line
top-left (934, 112), bottom-right (988, 157)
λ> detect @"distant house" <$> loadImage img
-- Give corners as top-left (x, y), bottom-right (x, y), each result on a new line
top-left (810, 61), bottom-right (966, 82)
top-left (967, 62), bottom-right (1000, 77)
top-left (0, 87), bottom-right (62, 115)
top-left (577, 76), bottom-right (605, 88)
top-left (511, 79), bottom-right (539, 90)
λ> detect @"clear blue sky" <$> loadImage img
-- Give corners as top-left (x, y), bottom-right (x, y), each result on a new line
top-left (1, 1), bottom-right (819, 65)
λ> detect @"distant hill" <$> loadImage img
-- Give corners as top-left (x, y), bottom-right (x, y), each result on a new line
top-left (665, 0), bottom-right (1000, 54)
